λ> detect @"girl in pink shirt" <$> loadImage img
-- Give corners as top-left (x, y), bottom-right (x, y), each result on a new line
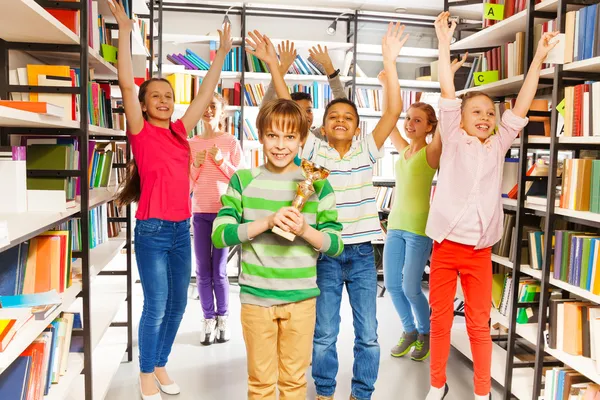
top-left (108, 1), bottom-right (232, 399)
top-left (425, 12), bottom-right (558, 400)
top-left (189, 93), bottom-right (244, 346)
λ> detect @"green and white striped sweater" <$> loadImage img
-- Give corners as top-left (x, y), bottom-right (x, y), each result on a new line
top-left (212, 166), bottom-right (343, 307)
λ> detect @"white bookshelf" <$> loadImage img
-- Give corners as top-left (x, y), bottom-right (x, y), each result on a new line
top-left (0, 188), bottom-right (117, 253)
top-left (0, 106), bottom-right (125, 137)
top-left (0, 229), bottom-right (125, 375)
top-left (450, 0), bottom-right (582, 51)
top-left (0, 0), bottom-right (117, 79)
top-left (0, 283), bottom-right (81, 373)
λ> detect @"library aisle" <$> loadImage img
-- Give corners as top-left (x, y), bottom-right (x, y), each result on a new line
top-left (104, 255), bottom-right (504, 400)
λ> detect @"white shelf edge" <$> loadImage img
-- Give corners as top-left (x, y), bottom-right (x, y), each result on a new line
top-left (0, 188), bottom-right (117, 253)
top-left (0, 282), bottom-right (82, 372)
top-left (44, 353), bottom-right (85, 400)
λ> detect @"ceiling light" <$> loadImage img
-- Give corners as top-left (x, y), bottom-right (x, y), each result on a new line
top-left (395, 7), bottom-right (407, 12)
top-left (326, 20), bottom-right (337, 36)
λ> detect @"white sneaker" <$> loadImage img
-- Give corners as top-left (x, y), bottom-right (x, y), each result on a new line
top-left (425, 384), bottom-right (449, 400)
top-left (201, 318), bottom-right (217, 346)
top-left (216, 315), bottom-right (231, 343)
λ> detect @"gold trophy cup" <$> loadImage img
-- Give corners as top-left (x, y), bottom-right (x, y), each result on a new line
top-left (272, 159), bottom-right (330, 241)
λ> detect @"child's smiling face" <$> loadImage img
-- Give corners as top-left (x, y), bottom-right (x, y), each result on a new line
top-left (260, 123), bottom-right (302, 173)
top-left (321, 102), bottom-right (360, 143)
top-left (460, 95), bottom-right (497, 142)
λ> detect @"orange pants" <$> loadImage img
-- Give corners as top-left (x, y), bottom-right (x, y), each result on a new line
top-left (429, 240), bottom-right (492, 396)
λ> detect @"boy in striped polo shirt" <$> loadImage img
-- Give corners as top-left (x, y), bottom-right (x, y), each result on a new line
top-left (262, 23), bottom-right (409, 399)
top-left (212, 97), bottom-right (343, 399)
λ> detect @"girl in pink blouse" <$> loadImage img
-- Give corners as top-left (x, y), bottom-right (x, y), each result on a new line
top-left (189, 93), bottom-right (244, 346)
top-left (425, 12), bottom-right (558, 400)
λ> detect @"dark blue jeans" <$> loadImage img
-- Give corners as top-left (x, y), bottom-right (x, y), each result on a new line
top-left (135, 218), bottom-right (191, 373)
top-left (312, 242), bottom-right (380, 400)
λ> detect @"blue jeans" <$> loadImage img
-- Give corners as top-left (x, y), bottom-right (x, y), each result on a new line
top-left (312, 242), bottom-right (380, 400)
top-left (383, 230), bottom-right (432, 335)
top-left (135, 218), bottom-right (191, 373)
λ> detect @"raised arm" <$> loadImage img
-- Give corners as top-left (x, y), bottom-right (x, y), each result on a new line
top-left (378, 70), bottom-right (408, 152)
top-left (434, 12), bottom-right (458, 100)
top-left (512, 32), bottom-right (558, 118)
top-left (371, 22), bottom-right (408, 150)
top-left (246, 31), bottom-right (290, 100)
top-left (261, 40), bottom-right (297, 107)
top-left (181, 24), bottom-right (233, 133)
top-left (108, 0), bottom-right (143, 135)
top-left (426, 53), bottom-right (467, 168)
top-left (309, 45), bottom-right (347, 100)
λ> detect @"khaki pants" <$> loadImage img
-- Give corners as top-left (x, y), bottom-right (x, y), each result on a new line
top-left (241, 298), bottom-right (316, 400)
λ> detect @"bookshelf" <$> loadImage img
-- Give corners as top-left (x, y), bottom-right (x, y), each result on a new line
top-left (448, 0), bottom-right (600, 398)
top-left (151, 3), bottom-right (441, 170)
top-left (0, 1), bottom-right (134, 399)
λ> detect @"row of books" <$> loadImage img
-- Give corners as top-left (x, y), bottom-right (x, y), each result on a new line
top-left (493, 274), bottom-right (540, 324)
top-left (44, 0), bottom-right (118, 64)
top-left (544, 368), bottom-right (600, 399)
top-left (166, 49), bottom-right (216, 72)
top-left (167, 74), bottom-right (243, 107)
top-left (244, 82), bottom-right (336, 109)
top-left (553, 231), bottom-right (600, 293)
top-left (563, 4), bottom-right (600, 64)
top-left (0, 230), bottom-right (73, 297)
top-left (563, 83), bottom-right (600, 138)
top-left (548, 299), bottom-right (600, 362)
top-left (561, 159), bottom-right (600, 212)
top-left (375, 186), bottom-right (394, 211)
top-left (54, 202), bottom-right (113, 254)
top-left (8, 65), bottom-right (118, 130)
top-left (0, 312), bottom-right (80, 399)
top-left (482, 0), bottom-right (543, 28)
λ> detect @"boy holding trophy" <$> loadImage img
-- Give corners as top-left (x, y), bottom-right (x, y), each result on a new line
top-left (211, 93), bottom-right (343, 397)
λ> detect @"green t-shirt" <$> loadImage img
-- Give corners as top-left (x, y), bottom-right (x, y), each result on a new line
top-left (387, 146), bottom-right (436, 236)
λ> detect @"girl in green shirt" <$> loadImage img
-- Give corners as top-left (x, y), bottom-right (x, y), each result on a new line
top-left (378, 57), bottom-right (465, 361)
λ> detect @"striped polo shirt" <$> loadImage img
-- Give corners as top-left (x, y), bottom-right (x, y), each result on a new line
top-left (301, 133), bottom-right (383, 244)
top-left (211, 166), bottom-right (344, 307)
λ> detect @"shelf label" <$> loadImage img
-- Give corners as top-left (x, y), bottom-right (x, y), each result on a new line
top-left (0, 221), bottom-right (8, 247)
top-left (556, 98), bottom-right (566, 117)
top-left (484, 3), bottom-right (505, 21)
top-left (101, 44), bottom-right (118, 63)
top-left (473, 71), bottom-right (499, 86)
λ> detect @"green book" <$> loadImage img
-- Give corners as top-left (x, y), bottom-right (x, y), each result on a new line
top-left (26, 144), bottom-right (70, 192)
top-left (591, 160), bottom-right (600, 213)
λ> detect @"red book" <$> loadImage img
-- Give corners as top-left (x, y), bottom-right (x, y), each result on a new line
top-left (573, 84), bottom-right (583, 137)
top-left (234, 82), bottom-right (241, 107)
top-left (505, 0), bottom-right (515, 18)
top-left (21, 342), bottom-right (45, 400)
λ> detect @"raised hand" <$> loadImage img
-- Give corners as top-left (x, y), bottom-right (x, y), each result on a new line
top-left (194, 150), bottom-right (207, 168)
top-left (434, 11), bottom-right (456, 47)
top-left (107, 0), bottom-right (134, 32)
top-left (451, 52), bottom-right (468, 75)
top-left (278, 40), bottom-right (297, 74)
top-left (309, 45), bottom-right (335, 74)
top-left (382, 22), bottom-right (410, 63)
top-left (533, 31), bottom-right (560, 63)
top-left (246, 30), bottom-right (278, 66)
top-left (208, 144), bottom-right (223, 165)
top-left (217, 23), bottom-right (233, 56)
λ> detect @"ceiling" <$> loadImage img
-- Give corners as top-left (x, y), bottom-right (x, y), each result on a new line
top-left (159, 0), bottom-right (482, 19)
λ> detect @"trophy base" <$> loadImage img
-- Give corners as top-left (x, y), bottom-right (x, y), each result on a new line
top-left (272, 226), bottom-right (297, 242)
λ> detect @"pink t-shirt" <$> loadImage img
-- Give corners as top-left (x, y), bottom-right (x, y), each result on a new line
top-left (189, 133), bottom-right (244, 213)
top-left (128, 119), bottom-right (191, 221)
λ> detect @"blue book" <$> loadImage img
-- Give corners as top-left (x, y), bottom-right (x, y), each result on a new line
top-left (43, 324), bottom-right (57, 394)
top-left (0, 290), bottom-right (61, 308)
top-left (0, 243), bottom-right (28, 296)
top-left (185, 50), bottom-right (210, 69)
top-left (577, 7), bottom-right (587, 61)
top-left (0, 355), bottom-right (31, 400)
top-left (584, 4), bottom-right (597, 60)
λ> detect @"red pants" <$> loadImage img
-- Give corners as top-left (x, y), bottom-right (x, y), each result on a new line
top-left (429, 240), bottom-right (492, 396)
